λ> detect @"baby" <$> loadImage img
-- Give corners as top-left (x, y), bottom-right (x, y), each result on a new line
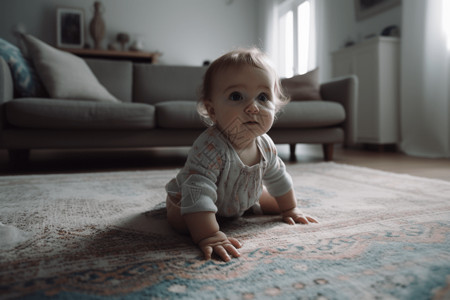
top-left (166, 48), bottom-right (318, 262)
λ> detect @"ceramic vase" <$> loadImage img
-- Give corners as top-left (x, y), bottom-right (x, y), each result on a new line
top-left (90, 1), bottom-right (105, 49)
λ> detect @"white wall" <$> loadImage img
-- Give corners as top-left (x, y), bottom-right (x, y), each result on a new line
top-left (317, 0), bottom-right (402, 81)
top-left (0, 0), bottom-right (258, 66)
top-left (0, 0), bottom-right (402, 75)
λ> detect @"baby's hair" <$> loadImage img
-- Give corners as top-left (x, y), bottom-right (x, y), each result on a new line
top-left (197, 47), bottom-right (290, 126)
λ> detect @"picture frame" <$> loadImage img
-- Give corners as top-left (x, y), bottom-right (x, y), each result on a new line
top-left (354, 0), bottom-right (401, 21)
top-left (56, 7), bottom-right (84, 48)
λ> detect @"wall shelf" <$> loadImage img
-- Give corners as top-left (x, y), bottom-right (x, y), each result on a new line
top-left (60, 48), bottom-right (161, 63)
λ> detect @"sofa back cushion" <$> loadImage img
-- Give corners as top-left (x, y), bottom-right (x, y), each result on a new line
top-left (0, 38), bottom-right (47, 97)
top-left (133, 64), bottom-right (207, 104)
top-left (281, 68), bottom-right (322, 101)
top-left (155, 101), bottom-right (205, 129)
top-left (85, 58), bottom-right (133, 102)
top-left (22, 34), bottom-right (119, 103)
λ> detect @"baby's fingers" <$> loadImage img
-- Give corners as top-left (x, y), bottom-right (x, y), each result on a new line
top-left (201, 244), bottom-right (240, 262)
top-left (283, 216), bottom-right (296, 225)
top-left (294, 215), bottom-right (319, 224)
top-left (228, 237), bottom-right (242, 249)
top-left (283, 215), bottom-right (319, 225)
top-left (201, 244), bottom-right (226, 261)
top-left (202, 245), bottom-right (213, 260)
top-left (217, 242), bottom-right (241, 262)
top-left (211, 245), bottom-right (229, 261)
top-left (306, 215), bottom-right (319, 223)
top-left (224, 243), bottom-right (241, 259)
top-left (295, 215), bottom-right (310, 224)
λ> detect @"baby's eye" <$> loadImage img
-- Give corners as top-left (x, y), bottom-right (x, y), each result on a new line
top-left (229, 91), bottom-right (243, 101)
top-left (257, 93), bottom-right (270, 102)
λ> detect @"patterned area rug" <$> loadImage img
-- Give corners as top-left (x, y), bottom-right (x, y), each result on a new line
top-left (1, 162), bottom-right (449, 299)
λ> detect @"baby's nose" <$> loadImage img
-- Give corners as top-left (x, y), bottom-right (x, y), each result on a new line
top-left (245, 102), bottom-right (260, 114)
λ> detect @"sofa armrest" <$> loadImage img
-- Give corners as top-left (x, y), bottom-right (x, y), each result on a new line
top-left (320, 75), bottom-right (358, 146)
top-left (0, 57), bottom-right (14, 133)
top-left (0, 57), bottom-right (13, 104)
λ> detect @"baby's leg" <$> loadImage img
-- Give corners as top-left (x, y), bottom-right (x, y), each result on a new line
top-left (259, 186), bottom-right (281, 215)
top-left (166, 194), bottom-right (189, 234)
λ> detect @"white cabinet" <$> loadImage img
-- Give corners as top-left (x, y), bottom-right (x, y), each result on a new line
top-left (332, 37), bottom-right (400, 145)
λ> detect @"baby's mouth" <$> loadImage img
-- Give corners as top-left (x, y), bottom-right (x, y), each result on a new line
top-left (244, 121), bottom-right (259, 125)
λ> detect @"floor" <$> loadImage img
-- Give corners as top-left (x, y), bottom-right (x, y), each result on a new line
top-left (1, 145), bottom-right (449, 181)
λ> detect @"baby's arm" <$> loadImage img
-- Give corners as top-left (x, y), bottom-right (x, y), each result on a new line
top-left (184, 211), bottom-right (241, 262)
top-left (276, 189), bottom-right (318, 225)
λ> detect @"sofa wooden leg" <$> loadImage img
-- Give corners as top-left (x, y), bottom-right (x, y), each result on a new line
top-left (322, 144), bottom-right (334, 161)
top-left (289, 144), bottom-right (296, 161)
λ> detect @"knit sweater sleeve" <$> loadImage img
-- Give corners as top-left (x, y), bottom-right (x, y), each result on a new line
top-left (261, 135), bottom-right (293, 197)
top-left (178, 129), bottom-right (225, 215)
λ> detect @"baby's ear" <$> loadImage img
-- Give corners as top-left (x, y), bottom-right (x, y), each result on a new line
top-left (204, 100), bottom-right (216, 121)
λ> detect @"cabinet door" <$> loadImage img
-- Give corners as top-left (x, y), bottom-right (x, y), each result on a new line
top-left (354, 46), bottom-right (379, 143)
top-left (332, 37), bottom-right (399, 145)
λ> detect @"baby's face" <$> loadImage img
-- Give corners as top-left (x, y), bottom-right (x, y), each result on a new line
top-left (205, 65), bottom-right (276, 149)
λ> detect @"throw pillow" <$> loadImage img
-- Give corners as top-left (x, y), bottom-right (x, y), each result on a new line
top-left (21, 34), bottom-right (119, 102)
top-left (281, 68), bottom-right (322, 101)
top-left (0, 38), bottom-right (47, 97)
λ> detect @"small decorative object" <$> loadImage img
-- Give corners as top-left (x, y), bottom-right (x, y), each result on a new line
top-left (89, 1), bottom-right (106, 49)
top-left (107, 42), bottom-right (117, 51)
top-left (344, 41), bottom-right (355, 47)
top-left (129, 38), bottom-right (144, 52)
top-left (381, 25), bottom-right (400, 37)
top-left (116, 33), bottom-right (130, 51)
top-left (56, 7), bottom-right (84, 48)
top-left (344, 37), bottom-right (355, 48)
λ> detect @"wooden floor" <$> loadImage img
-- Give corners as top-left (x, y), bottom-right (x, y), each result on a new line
top-left (0, 145), bottom-right (449, 181)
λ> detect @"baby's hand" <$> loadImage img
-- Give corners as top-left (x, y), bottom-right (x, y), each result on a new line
top-left (282, 207), bottom-right (318, 225)
top-left (198, 231), bottom-right (241, 262)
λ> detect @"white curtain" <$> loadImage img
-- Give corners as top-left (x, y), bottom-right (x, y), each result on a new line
top-left (258, 0), bottom-right (278, 63)
top-left (401, 0), bottom-right (450, 158)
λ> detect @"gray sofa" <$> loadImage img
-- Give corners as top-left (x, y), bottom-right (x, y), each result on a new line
top-left (0, 57), bottom-right (357, 163)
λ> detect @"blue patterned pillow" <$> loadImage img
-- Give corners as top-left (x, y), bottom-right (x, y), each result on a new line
top-left (0, 38), bottom-right (46, 97)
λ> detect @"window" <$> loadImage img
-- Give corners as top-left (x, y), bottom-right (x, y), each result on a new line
top-left (278, 0), bottom-right (316, 78)
top-left (443, 0), bottom-right (450, 50)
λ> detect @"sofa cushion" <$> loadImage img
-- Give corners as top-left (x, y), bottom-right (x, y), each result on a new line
top-left (155, 101), bottom-right (205, 129)
top-left (85, 59), bottom-right (133, 102)
top-left (273, 101), bottom-right (345, 128)
top-left (21, 34), bottom-right (119, 102)
top-left (281, 68), bottom-right (322, 101)
top-left (5, 98), bottom-right (155, 129)
top-left (0, 38), bottom-right (47, 97)
top-left (134, 65), bottom-right (207, 104)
